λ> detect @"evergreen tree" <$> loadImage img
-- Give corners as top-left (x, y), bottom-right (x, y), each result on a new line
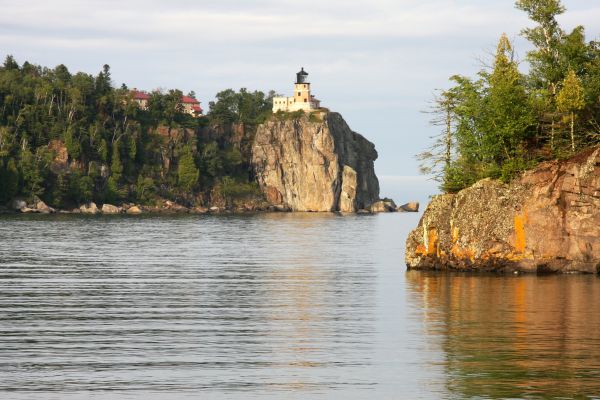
top-left (177, 145), bottom-right (199, 192)
top-left (0, 158), bottom-right (19, 202)
top-left (482, 34), bottom-right (535, 180)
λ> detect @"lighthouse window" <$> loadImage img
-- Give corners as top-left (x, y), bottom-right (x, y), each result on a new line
top-left (298, 92), bottom-right (301, 96)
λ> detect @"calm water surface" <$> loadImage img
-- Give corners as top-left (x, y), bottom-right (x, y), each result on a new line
top-left (1, 213), bottom-right (599, 399)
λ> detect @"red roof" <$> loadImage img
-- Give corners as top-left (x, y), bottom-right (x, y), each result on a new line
top-left (181, 96), bottom-right (199, 104)
top-left (192, 105), bottom-right (202, 113)
top-left (131, 90), bottom-right (150, 100)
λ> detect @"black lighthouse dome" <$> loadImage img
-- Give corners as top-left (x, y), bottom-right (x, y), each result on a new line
top-left (296, 67), bottom-right (309, 84)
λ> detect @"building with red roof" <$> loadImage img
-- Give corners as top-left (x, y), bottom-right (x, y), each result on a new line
top-left (180, 96), bottom-right (203, 117)
top-left (129, 89), bottom-right (203, 117)
top-left (131, 89), bottom-right (150, 110)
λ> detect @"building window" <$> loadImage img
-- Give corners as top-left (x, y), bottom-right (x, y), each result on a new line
top-left (304, 99), bottom-right (307, 102)
top-left (297, 92), bottom-right (301, 96)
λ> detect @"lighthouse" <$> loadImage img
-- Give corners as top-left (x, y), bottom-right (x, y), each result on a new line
top-left (272, 68), bottom-right (321, 113)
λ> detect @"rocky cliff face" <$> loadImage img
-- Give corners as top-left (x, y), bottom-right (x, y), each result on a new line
top-left (251, 112), bottom-right (380, 212)
top-left (406, 146), bottom-right (600, 273)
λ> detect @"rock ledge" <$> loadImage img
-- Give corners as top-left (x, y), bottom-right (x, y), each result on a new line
top-left (406, 146), bottom-right (600, 273)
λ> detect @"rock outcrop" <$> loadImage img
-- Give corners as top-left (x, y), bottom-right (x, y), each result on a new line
top-left (399, 202), bottom-right (420, 212)
top-left (101, 204), bottom-right (121, 214)
top-left (251, 112), bottom-right (380, 212)
top-left (80, 202), bottom-right (99, 214)
top-left (406, 146), bottom-right (600, 273)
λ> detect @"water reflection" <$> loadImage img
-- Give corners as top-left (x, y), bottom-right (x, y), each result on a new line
top-left (0, 213), bottom-right (378, 398)
top-left (406, 272), bottom-right (600, 399)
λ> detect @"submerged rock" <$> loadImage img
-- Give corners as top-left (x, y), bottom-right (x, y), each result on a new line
top-left (405, 146), bottom-right (600, 273)
top-left (251, 112), bottom-right (380, 212)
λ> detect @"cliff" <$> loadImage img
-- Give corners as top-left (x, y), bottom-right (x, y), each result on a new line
top-left (406, 146), bottom-right (600, 273)
top-left (251, 112), bottom-right (380, 212)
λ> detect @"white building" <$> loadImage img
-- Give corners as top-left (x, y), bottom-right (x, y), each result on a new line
top-left (272, 68), bottom-right (321, 113)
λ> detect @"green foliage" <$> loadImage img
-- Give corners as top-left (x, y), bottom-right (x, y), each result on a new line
top-left (69, 173), bottom-right (94, 204)
top-left (208, 88), bottom-right (274, 125)
top-left (219, 176), bottom-right (261, 200)
top-left (177, 145), bottom-right (199, 191)
top-left (135, 175), bottom-right (155, 203)
top-left (0, 158), bottom-right (19, 202)
top-left (422, 2), bottom-right (600, 193)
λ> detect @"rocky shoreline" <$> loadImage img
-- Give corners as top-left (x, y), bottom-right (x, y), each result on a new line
top-left (405, 146), bottom-right (600, 274)
top-left (2, 197), bottom-right (419, 216)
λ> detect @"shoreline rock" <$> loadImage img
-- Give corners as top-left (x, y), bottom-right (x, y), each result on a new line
top-left (405, 146), bottom-right (600, 274)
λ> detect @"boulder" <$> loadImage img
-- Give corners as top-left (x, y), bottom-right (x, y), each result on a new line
top-left (11, 199), bottom-right (27, 211)
top-left (33, 199), bottom-right (54, 214)
top-left (191, 206), bottom-right (209, 214)
top-left (398, 202), bottom-right (420, 212)
top-left (126, 206), bottom-right (142, 214)
top-left (80, 202), bottom-right (99, 214)
top-left (369, 199), bottom-right (397, 213)
top-left (406, 146), bottom-right (600, 274)
top-left (251, 112), bottom-right (380, 212)
top-left (101, 204), bottom-right (121, 214)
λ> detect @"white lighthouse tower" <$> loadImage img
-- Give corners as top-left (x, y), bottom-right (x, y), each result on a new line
top-left (272, 68), bottom-right (321, 113)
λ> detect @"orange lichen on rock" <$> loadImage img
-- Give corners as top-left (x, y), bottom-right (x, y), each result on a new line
top-left (452, 226), bottom-right (459, 244)
top-left (514, 211), bottom-right (528, 253)
top-left (427, 228), bottom-right (439, 256)
top-left (415, 244), bottom-right (427, 256)
top-left (451, 244), bottom-right (476, 262)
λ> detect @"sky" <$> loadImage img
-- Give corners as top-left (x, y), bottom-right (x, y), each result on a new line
top-left (1, 0), bottom-right (599, 202)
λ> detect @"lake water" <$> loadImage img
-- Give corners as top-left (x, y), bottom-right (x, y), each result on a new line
top-left (1, 213), bottom-right (600, 399)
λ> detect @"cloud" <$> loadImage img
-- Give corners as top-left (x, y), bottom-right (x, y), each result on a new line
top-left (0, 0), bottom-right (525, 52)
top-left (0, 0), bottom-right (598, 176)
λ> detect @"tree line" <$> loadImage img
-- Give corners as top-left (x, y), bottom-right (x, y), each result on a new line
top-left (419, 0), bottom-right (600, 192)
top-left (0, 58), bottom-right (274, 207)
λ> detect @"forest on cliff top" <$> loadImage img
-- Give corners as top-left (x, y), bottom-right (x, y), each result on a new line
top-left (419, 0), bottom-right (600, 192)
top-left (0, 59), bottom-right (277, 208)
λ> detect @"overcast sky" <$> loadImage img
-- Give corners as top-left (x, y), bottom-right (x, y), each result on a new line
top-left (1, 0), bottom-right (599, 201)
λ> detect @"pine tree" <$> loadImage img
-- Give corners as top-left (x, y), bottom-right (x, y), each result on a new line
top-left (177, 145), bottom-right (199, 192)
top-left (556, 70), bottom-right (585, 152)
top-left (0, 158), bottom-right (19, 202)
top-left (482, 34), bottom-right (535, 179)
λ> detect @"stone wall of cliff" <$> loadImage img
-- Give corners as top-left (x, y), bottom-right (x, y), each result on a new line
top-left (251, 112), bottom-right (380, 212)
top-left (406, 146), bottom-right (600, 273)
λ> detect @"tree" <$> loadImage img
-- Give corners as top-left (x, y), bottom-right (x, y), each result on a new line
top-left (19, 148), bottom-right (47, 198)
top-left (482, 34), bottom-right (535, 180)
top-left (135, 175), bottom-right (155, 203)
top-left (177, 145), bottom-right (199, 191)
top-left (417, 89), bottom-right (457, 185)
top-left (516, 0), bottom-right (566, 92)
top-left (557, 70), bottom-right (585, 152)
top-left (3, 55), bottom-right (19, 70)
top-left (0, 158), bottom-right (19, 202)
